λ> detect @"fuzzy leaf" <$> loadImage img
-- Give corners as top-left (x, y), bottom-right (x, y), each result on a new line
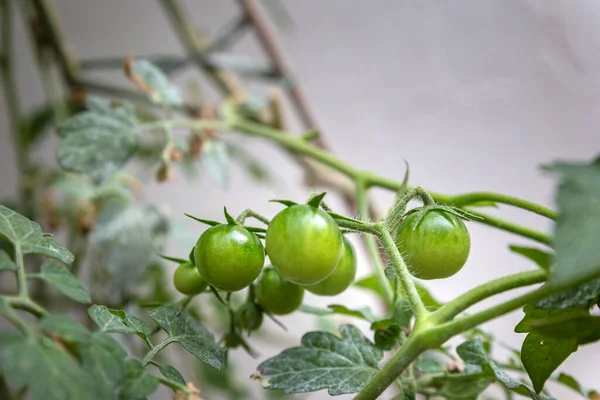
top-left (457, 339), bottom-right (553, 399)
top-left (201, 140), bottom-right (229, 188)
top-left (37, 262), bottom-right (91, 303)
top-left (57, 105), bottom-right (138, 182)
top-left (147, 304), bottom-right (226, 369)
top-left (128, 59), bottom-right (182, 106)
top-left (0, 206), bottom-right (74, 264)
top-left (0, 249), bottom-right (15, 270)
top-left (253, 324), bottom-right (383, 395)
top-left (119, 359), bottom-right (159, 399)
top-left (545, 161), bottom-right (600, 286)
top-left (534, 278), bottom-right (600, 309)
top-left (0, 332), bottom-right (102, 400)
top-left (155, 363), bottom-right (186, 387)
top-left (88, 305), bottom-right (137, 334)
top-left (415, 357), bottom-right (444, 374)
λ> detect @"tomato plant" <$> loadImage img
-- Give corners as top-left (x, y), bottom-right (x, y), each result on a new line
top-left (195, 224), bottom-right (265, 292)
top-left (255, 267), bottom-right (304, 315)
top-left (394, 206), bottom-right (471, 280)
top-left (0, 2), bottom-right (598, 400)
top-left (266, 204), bottom-right (343, 285)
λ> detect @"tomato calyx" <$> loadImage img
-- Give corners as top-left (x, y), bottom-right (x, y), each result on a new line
top-left (399, 205), bottom-right (480, 232)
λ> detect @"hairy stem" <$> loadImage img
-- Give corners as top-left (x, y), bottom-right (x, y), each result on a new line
top-left (231, 118), bottom-right (553, 245)
top-left (432, 269), bottom-right (547, 323)
top-left (0, 304), bottom-right (30, 335)
top-left (5, 296), bottom-right (47, 318)
top-left (236, 209), bottom-right (271, 225)
top-left (354, 334), bottom-right (426, 400)
top-left (356, 180), bottom-right (393, 305)
top-left (142, 337), bottom-right (177, 366)
top-left (14, 246), bottom-right (28, 299)
top-left (375, 223), bottom-right (427, 317)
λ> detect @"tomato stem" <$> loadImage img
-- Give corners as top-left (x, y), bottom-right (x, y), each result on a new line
top-left (236, 209), bottom-right (271, 225)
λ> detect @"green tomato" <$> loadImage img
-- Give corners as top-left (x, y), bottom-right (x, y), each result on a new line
top-left (194, 224), bottom-right (265, 292)
top-left (305, 237), bottom-right (357, 296)
top-left (265, 204), bottom-right (343, 285)
top-left (238, 302), bottom-right (263, 331)
top-left (173, 262), bottom-right (208, 295)
top-left (255, 267), bottom-right (304, 315)
top-left (394, 207), bottom-right (471, 280)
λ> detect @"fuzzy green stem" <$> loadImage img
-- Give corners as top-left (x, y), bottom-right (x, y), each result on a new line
top-left (432, 269), bottom-right (547, 323)
top-left (4, 296), bottom-right (47, 318)
top-left (375, 223), bottom-right (428, 317)
top-left (14, 246), bottom-right (28, 298)
top-left (138, 119), bottom-right (229, 133)
top-left (354, 334), bottom-right (426, 400)
top-left (142, 337), bottom-right (178, 366)
top-left (0, 304), bottom-right (30, 334)
top-left (356, 180), bottom-right (393, 305)
top-left (437, 192), bottom-right (557, 220)
top-left (230, 118), bottom-right (552, 245)
top-left (384, 186), bottom-right (435, 229)
top-left (236, 209), bottom-right (271, 225)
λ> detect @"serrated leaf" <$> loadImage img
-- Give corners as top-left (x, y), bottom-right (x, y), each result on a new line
top-left (415, 357), bottom-right (444, 373)
top-left (155, 363), bottom-right (186, 387)
top-left (515, 305), bottom-right (600, 344)
top-left (457, 339), bottom-right (553, 400)
top-left (91, 204), bottom-right (169, 296)
top-left (201, 140), bottom-right (229, 188)
top-left (521, 332), bottom-right (577, 393)
top-left (545, 161), bottom-right (600, 286)
top-left (0, 249), bottom-right (15, 270)
top-left (119, 359), bottom-right (159, 399)
top-left (0, 206), bottom-right (74, 264)
top-left (534, 278), bottom-right (600, 309)
top-left (57, 108), bottom-right (138, 182)
top-left (88, 305), bottom-right (137, 334)
top-left (253, 324), bottom-right (383, 395)
top-left (37, 262), bottom-right (91, 303)
top-left (147, 304), bottom-right (226, 369)
top-left (509, 245), bottom-right (553, 271)
top-left (128, 59), bottom-right (182, 106)
top-left (0, 332), bottom-right (102, 400)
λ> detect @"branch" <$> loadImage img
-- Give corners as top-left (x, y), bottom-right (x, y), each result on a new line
top-left (432, 269), bottom-right (547, 323)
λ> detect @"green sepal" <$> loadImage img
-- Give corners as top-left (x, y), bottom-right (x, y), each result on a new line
top-left (306, 192), bottom-right (327, 208)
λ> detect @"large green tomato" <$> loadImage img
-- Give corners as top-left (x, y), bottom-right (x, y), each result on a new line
top-left (194, 224), bottom-right (265, 292)
top-left (305, 237), bottom-right (357, 296)
top-left (173, 262), bottom-right (208, 295)
top-left (265, 204), bottom-right (343, 285)
top-left (394, 207), bottom-right (470, 280)
top-left (255, 267), bottom-right (304, 315)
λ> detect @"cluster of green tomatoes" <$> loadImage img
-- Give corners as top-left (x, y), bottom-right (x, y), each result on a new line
top-left (173, 196), bottom-right (472, 319)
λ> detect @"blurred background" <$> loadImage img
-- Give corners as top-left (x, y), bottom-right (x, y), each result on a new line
top-left (1, 1), bottom-right (599, 399)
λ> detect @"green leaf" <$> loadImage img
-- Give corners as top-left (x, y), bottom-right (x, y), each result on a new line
top-left (384, 266), bottom-right (398, 280)
top-left (253, 324), bottom-right (383, 395)
top-left (0, 249), bottom-right (15, 271)
top-left (415, 357), bottom-right (444, 373)
top-left (521, 332), bottom-right (577, 393)
top-left (57, 107), bottom-right (138, 182)
top-left (91, 204), bottom-right (169, 295)
top-left (515, 305), bottom-right (600, 344)
top-left (129, 59), bottom-right (182, 106)
top-left (0, 206), bottom-right (74, 264)
top-left (457, 339), bottom-right (552, 400)
top-left (299, 304), bottom-right (376, 322)
top-left (88, 305), bottom-right (137, 334)
top-left (36, 262), bottom-right (91, 303)
top-left (433, 372), bottom-right (494, 400)
top-left (81, 333), bottom-right (128, 396)
top-left (534, 279), bottom-right (600, 309)
top-left (119, 359), bottom-right (159, 400)
top-left (155, 363), bottom-right (186, 387)
top-left (0, 332), bottom-right (102, 400)
top-left (40, 314), bottom-right (91, 344)
top-left (509, 245), bottom-right (553, 271)
top-left (201, 140), bottom-right (229, 188)
top-left (147, 304), bottom-right (226, 369)
top-left (545, 161), bottom-right (600, 286)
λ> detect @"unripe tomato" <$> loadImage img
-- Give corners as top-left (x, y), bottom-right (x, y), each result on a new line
top-left (265, 204), bottom-right (343, 285)
top-left (173, 262), bottom-right (208, 295)
top-left (255, 267), bottom-right (304, 315)
top-left (194, 224), bottom-right (265, 292)
top-left (394, 208), bottom-right (470, 280)
top-left (305, 237), bottom-right (357, 296)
